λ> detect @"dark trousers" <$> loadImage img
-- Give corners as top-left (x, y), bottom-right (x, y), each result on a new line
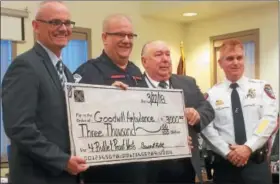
top-left (213, 156), bottom-right (272, 184)
top-left (82, 162), bottom-right (146, 184)
top-left (147, 158), bottom-right (196, 183)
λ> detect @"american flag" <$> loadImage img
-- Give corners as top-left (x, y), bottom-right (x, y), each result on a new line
top-left (177, 41), bottom-right (186, 75)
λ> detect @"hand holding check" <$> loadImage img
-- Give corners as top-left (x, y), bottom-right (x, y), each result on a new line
top-left (184, 108), bottom-right (200, 126)
top-left (65, 156), bottom-right (89, 175)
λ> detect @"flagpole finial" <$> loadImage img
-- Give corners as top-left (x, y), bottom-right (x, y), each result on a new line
top-left (180, 41), bottom-right (184, 48)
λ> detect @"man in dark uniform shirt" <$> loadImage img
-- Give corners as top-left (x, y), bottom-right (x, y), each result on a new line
top-left (73, 14), bottom-right (146, 183)
top-left (74, 51), bottom-right (142, 87)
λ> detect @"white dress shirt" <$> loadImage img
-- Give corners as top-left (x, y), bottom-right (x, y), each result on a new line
top-left (37, 41), bottom-right (67, 82)
top-left (144, 73), bottom-right (170, 89)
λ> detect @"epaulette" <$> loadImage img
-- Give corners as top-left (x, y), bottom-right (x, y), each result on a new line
top-left (248, 78), bottom-right (262, 83)
top-left (89, 57), bottom-right (102, 64)
top-left (213, 81), bottom-right (223, 87)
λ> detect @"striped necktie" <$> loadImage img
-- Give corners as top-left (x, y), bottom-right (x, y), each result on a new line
top-left (158, 81), bottom-right (168, 89)
top-left (56, 60), bottom-right (66, 88)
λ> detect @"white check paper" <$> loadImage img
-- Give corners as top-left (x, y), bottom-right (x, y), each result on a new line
top-left (65, 83), bottom-right (191, 166)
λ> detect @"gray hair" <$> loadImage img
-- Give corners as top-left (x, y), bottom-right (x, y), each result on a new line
top-left (141, 40), bottom-right (167, 57)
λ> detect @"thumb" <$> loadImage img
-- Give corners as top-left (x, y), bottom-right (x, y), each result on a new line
top-left (78, 163), bottom-right (89, 172)
top-left (184, 108), bottom-right (190, 114)
top-left (120, 83), bottom-right (128, 90)
top-left (74, 156), bottom-right (86, 164)
top-left (230, 145), bottom-right (238, 150)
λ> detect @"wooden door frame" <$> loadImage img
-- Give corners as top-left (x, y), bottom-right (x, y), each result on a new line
top-left (210, 29), bottom-right (260, 86)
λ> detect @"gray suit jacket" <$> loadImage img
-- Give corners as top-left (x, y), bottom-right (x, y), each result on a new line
top-left (140, 74), bottom-right (215, 183)
top-left (2, 43), bottom-right (77, 184)
top-left (171, 74), bottom-right (214, 181)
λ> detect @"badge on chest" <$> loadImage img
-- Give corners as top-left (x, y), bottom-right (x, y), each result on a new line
top-left (246, 88), bottom-right (256, 99)
top-left (215, 100), bottom-right (224, 106)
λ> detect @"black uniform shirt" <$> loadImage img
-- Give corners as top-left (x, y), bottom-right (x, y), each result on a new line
top-left (72, 50), bottom-right (146, 183)
top-left (74, 50), bottom-right (143, 87)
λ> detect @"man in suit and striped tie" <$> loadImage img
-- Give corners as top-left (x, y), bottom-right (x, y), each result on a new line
top-left (2, 1), bottom-right (88, 184)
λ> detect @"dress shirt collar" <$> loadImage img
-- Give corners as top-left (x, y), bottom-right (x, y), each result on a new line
top-left (224, 75), bottom-right (247, 91)
top-left (37, 41), bottom-right (62, 67)
top-left (144, 72), bottom-right (170, 88)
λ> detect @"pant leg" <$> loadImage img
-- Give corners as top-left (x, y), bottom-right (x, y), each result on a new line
top-left (176, 158), bottom-right (196, 183)
top-left (146, 161), bottom-right (161, 183)
top-left (130, 162), bottom-right (148, 184)
top-left (212, 156), bottom-right (241, 184)
top-left (83, 163), bottom-right (144, 183)
top-left (156, 158), bottom-right (188, 183)
top-left (241, 160), bottom-right (273, 184)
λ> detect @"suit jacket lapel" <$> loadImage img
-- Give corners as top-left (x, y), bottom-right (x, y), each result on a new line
top-left (33, 43), bottom-right (63, 92)
top-left (170, 75), bottom-right (187, 91)
top-left (64, 66), bottom-right (74, 83)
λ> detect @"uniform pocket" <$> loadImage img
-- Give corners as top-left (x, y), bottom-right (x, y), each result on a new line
top-left (214, 105), bottom-right (231, 125)
top-left (243, 101), bottom-right (261, 120)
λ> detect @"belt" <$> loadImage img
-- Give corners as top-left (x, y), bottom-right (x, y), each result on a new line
top-left (249, 145), bottom-right (268, 164)
top-left (213, 144), bottom-right (268, 165)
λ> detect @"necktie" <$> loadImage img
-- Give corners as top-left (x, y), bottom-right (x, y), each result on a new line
top-left (158, 81), bottom-right (168, 89)
top-left (230, 83), bottom-right (247, 144)
top-left (56, 60), bottom-right (66, 88)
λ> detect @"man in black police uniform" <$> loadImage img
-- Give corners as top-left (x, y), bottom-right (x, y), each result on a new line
top-left (73, 14), bottom-right (145, 183)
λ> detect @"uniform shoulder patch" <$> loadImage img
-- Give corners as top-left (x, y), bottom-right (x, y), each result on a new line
top-left (264, 84), bottom-right (276, 99)
top-left (204, 93), bottom-right (209, 100)
top-left (248, 79), bottom-right (262, 83)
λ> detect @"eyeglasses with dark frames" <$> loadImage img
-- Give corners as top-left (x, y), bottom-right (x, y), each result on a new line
top-left (106, 32), bottom-right (138, 39)
top-left (36, 19), bottom-right (75, 29)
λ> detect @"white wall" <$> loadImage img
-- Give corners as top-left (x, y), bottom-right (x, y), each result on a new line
top-left (1, 1), bottom-right (279, 175)
top-left (0, 1), bottom-right (184, 73)
top-left (183, 3), bottom-right (279, 96)
top-left (1, 1), bottom-right (278, 96)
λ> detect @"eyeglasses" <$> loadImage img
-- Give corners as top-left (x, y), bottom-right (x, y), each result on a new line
top-left (106, 32), bottom-right (138, 39)
top-left (36, 19), bottom-right (75, 29)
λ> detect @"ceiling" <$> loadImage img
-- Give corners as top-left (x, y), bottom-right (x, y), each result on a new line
top-left (140, 1), bottom-right (278, 23)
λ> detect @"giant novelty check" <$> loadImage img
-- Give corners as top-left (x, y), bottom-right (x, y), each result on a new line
top-left (65, 83), bottom-right (191, 166)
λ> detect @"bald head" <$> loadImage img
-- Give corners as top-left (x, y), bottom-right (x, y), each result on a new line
top-left (141, 40), bottom-right (169, 57)
top-left (101, 13), bottom-right (134, 69)
top-left (33, 1), bottom-right (72, 57)
top-left (35, 1), bottom-right (68, 20)
top-left (141, 40), bottom-right (172, 81)
top-left (102, 14), bottom-right (132, 32)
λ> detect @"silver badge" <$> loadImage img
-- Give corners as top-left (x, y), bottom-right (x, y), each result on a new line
top-left (73, 73), bottom-right (82, 83)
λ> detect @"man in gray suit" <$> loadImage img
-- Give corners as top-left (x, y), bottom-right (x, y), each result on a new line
top-left (2, 1), bottom-right (88, 184)
top-left (139, 40), bottom-right (215, 183)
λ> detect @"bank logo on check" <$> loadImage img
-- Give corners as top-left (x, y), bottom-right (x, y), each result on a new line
top-left (74, 90), bottom-right (85, 102)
